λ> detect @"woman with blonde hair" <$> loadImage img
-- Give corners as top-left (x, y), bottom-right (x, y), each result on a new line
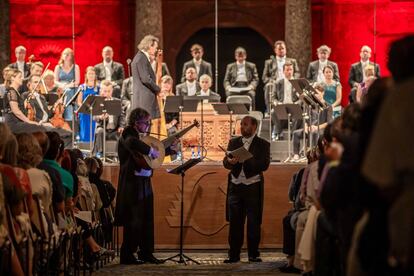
top-left (3, 69), bottom-right (45, 133)
top-left (356, 64), bottom-right (377, 103)
top-left (77, 66), bottom-right (99, 142)
top-left (54, 48), bottom-right (80, 123)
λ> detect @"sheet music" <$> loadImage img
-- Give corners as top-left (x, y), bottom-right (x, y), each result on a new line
top-left (74, 211), bottom-right (92, 223)
top-left (229, 146), bottom-right (253, 162)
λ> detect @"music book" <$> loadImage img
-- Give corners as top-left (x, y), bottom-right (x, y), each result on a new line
top-left (219, 144), bottom-right (253, 162)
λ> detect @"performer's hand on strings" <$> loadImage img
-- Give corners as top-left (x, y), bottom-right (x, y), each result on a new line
top-left (149, 147), bottom-right (160, 159)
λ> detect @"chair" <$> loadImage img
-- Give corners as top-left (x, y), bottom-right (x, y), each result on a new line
top-left (226, 95), bottom-right (252, 111)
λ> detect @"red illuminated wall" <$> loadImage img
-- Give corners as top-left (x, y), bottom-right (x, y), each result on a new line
top-left (312, 0), bottom-right (414, 104)
top-left (9, 0), bottom-right (414, 104)
top-left (9, 0), bottom-right (135, 82)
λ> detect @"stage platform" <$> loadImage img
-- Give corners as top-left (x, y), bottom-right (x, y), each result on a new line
top-left (102, 162), bottom-right (304, 250)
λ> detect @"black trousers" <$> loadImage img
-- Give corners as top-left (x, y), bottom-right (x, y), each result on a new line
top-left (120, 177), bottom-right (154, 260)
top-left (228, 181), bottom-right (262, 259)
top-left (282, 211), bottom-right (296, 256)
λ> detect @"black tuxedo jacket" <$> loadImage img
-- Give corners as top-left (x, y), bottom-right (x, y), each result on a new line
top-left (94, 61), bottom-right (125, 87)
top-left (274, 78), bottom-right (300, 103)
top-left (348, 61), bottom-right (380, 88)
top-left (223, 61), bottom-right (259, 90)
top-left (181, 59), bottom-right (213, 83)
top-left (306, 60), bottom-right (340, 82)
top-left (8, 62), bottom-right (31, 78)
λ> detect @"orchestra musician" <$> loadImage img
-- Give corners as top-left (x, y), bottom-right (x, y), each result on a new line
top-left (92, 80), bottom-right (125, 157)
top-left (21, 74), bottom-right (72, 146)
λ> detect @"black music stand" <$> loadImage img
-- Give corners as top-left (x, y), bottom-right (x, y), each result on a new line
top-left (165, 96), bottom-right (198, 161)
top-left (76, 95), bottom-right (105, 156)
top-left (65, 86), bottom-right (83, 148)
top-left (212, 103), bottom-right (249, 139)
top-left (274, 104), bottom-right (302, 162)
top-left (101, 99), bottom-right (122, 162)
top-left (164, 157), bottom-right (202, 265)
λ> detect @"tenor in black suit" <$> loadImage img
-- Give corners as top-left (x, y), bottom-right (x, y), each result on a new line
top-left (181, 59), bottom-right (213, 83)
top-left (306, 60), bottom-right (340, 82)
top-left (223, 116), bottom-right (270, 262)
top-left (348, 61), bottom-right (380, 102)
top-left (94, 61), bottom-right (125, 99)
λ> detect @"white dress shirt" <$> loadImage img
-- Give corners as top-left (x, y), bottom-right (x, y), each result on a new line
top-left (193, 58), bottom-right (202, 76)
top-left (103, 60), bottom-right (113, 81)
top-left (17, 61), bottom-right (25, 76)
top-left (231, 135), bottom-right (261, 185)
top-left (276, 56), bottom-right (286, 81)
top-left (235, 61), bottom-right (248, 82)
top-left (283, 78), bottom-right (294, 104)
top-left (361, 60), bottom-right (369, 81)
top-left (186, 81), bottom-right (197, 96)
top-left (317, 60), bottom-right (328, 83)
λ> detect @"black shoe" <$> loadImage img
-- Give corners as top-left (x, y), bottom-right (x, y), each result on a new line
top-left (248, 257), bottom-right (262, 262)
top-left (120, 257), bottom-right (145, 265)
top-left (279, 264), bottom-right (302, 274)
top-left (223, 257), bottom-right (240, 263)
top-left (138, 253), bottom-right (164, 264)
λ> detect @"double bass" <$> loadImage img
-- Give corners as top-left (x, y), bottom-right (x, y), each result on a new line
top-left (50, 86), bottom-right (71, 131)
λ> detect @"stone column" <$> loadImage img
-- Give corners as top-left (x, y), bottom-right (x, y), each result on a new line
top-left (0, 0), bottom-right (10, 78)
top-left (135, 0), bottom-right (163, 48)
top-left (285, 0), bottom-right (311, 78)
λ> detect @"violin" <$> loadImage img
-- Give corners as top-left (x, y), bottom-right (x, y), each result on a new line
top-left (50, 87), bottom-right (71, 131)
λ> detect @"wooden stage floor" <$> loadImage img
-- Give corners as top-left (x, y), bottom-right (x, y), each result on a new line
top-left (102, 162), bottom-right (304, 249)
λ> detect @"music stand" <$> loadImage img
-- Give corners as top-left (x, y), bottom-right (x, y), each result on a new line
top-left (184, 95), bottom-right (220, 160)
top-left (274, 104), bottom-right (302, 162)
top-left (101, 99), bottom-right (122, 163)
top-left (165, 96), bottom-right (198, 161)
top-left (164, 157), bottom-right (202, 265)
top-left (65, 86), bottom-right (83, 148)
top-left (211, 103), bottom-right (249, 139)
top-left (76, 95), bottom-right (105, 156)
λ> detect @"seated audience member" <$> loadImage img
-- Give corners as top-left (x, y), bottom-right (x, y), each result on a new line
top-left (306, 45), bottom-right (340, 83)
top-left (3, 69), bottom-right (46, 134)
top-left (198, 74), bottom-right (220, 100)
top-left (0, 122), bottom-right (25, 276)
top-left (292, 84), bottom-right (333, 161)
top-left (93, 80), bottom-right (125, 156)
top-left (224, 47), bottom-right (259, 110)
top-left (176, 67), bottom-right (200, 96)
top-left (271, 62), bottom-right (301, 141)
top-left (32, 131), bottom-right (65, 213)
top-left (348, 45), bottom-right (380, 103)
top-left (21, 74), bottom-right (72, 146)
top-left (262, 40), bottom-right (300, 113)
top-left (181, 44), bottom-right (213, 83)
top-left (94, 46), bottom-right (125, 99)
top-left (320, 65), bottom-right (342, 118)
top-left (8, 45), bottom-right (30, 78)
top-left (355, 65), bottom-right (376, 103)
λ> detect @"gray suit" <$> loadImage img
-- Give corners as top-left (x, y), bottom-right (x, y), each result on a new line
top-left (181, 59), bottom-right (212, 83)
top-left (175, 81), bottom-right (201, 96)
top-left (348, 61), bottom-right (380, 103)
top-left (306, 60), bottom-right (340, 82)
top-left (224, 61), bottom-right (259, 109)
top-left (131, 51), bottom-right (161, 119)
top-left (262, 57), bottom-right (300, 112)
top-left (94, 61), bottom-right (125, 99)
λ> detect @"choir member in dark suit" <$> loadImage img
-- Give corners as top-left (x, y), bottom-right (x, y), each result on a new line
top-left (223, 116), bottom-right (270, 263)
